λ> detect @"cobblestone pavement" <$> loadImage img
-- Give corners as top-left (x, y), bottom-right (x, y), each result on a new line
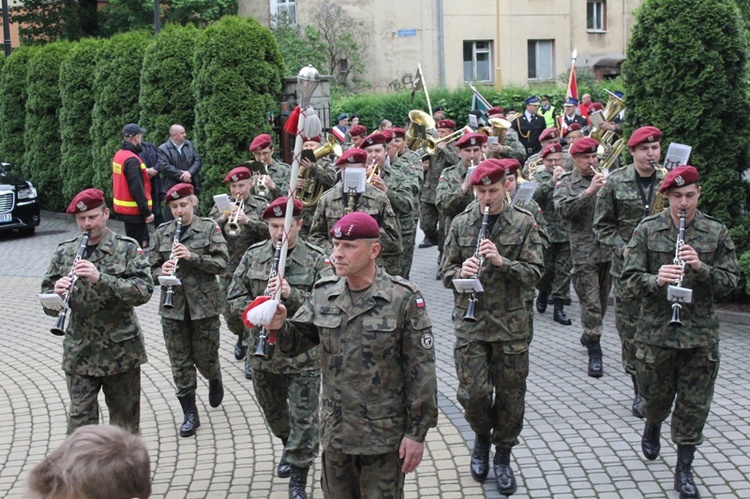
top-left (1, 216), bottom-right (749, 498)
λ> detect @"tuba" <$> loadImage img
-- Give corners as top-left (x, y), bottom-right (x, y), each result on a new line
top-left (405, 110), bottom-right (436, 151)
top-left (295, 135), bottom-right (341, 207)
top-left (648, 160), bottom-right (670, 215)
top-left (589, 90), bottom-right (625, 142)
top-left (51, 230), bottom-right (91, 336)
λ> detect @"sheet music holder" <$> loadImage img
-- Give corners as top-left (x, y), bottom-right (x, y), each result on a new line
top-left (158, 275), bottom-right (182, 287)
top-left (512, 181), bottom-right (538, 206)
top-left (663, 143), bottom-right (691, 170)
top-left (213, 193), bottom-right (235, 215)
top-left (38, 293), bottom-right (65, 311)
top-left (301, 149), bottom-right (316, 164)
top-left (343, 167), bottom-right (366, 193)
top-left (589, 111), bottom-right (605, 127)
top-left (468, 114), bottom-right (479, 129)
top-left (667, 285), bottom-right (693, 304)
top-left (453, 278), bottom-right (484, 294)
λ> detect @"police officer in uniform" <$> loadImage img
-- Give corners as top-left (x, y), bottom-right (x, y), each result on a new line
top-left (511, 96), bottom-right (546, 156)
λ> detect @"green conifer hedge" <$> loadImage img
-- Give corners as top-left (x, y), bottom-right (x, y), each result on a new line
top-left (0, 46), bottom-right (37, 171)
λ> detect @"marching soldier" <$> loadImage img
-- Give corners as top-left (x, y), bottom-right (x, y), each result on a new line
top-left (511, 96), bottom-right (546, 156)
top-left (522, 127), bottom-right (561, 178)
top-left (41, 188), bottom-right (152, 435)
top-left (554, 137), bottom-right (612, 378)
top-left (533, 143), bottom-right (573, 325)
top-left (266, 212), bottom-right (438, 498)
top-left (345, 124), bottom-right (367, 150)
top-left (150, 183), bottom-right (229, 437)
top-left (441, 159), bottom-right (544, 495)
top-left (297, 134), bottom-right (338, 240)
top-left (594, 126), bottom-right (666, 417)
top-left (227, 197), bottom-right (333, 499)
top-left (621, 165), bottom-right (739, 499)
top-left (486, 107), bottom-right (526, 163)
top-left (248, 133), bottom-right (291, 201)
top-left (308, 147), bottom-right (402, 276)
top-left (209, 166), bottom-right (268, 376)
top-left (562, 123), bottom-right (583, 171)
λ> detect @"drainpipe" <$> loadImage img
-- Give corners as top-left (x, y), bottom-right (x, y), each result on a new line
top-left (437, 0), bottom-right (445, 87)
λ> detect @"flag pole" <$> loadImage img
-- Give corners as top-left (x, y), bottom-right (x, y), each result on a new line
top-left (419, 63), bottom-right (433, 118)
top-left (567, 49), bottom-right (578, 100)
top-left (469, 83), bottom-right (492, 109)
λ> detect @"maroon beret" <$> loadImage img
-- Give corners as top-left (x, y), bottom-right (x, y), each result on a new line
top-left (380, 130), bottom-right (394, 143)
top-left (361, 132), bottom-right (388, 148)
top-left (349, 125), bottom-right (367, 137)
top-left (335, 147), bottom-right (368, 166)
top-left (487, 107), bottom-right (505, 117)
top-left (627, 126), bottom-right (662, 148)
top-left (330, 212), bottom-right (381, 240)
top-left (659, 165), bottom-right (700, 193)
top-left (302, 135), bottom-right (322, 143)
top-left (436, 119), bottom-right (456, 130)
top-left (498, 158), bottom-right (521, 177)
top-left (391, 127), bottom-right (406, 139)
top-left (165, 183), bottom-right (194, 202)
top-left (470, 159), bottom-right (506, 186)
top-left (223, 166), bottom-right (252, 183)
top-left (541, 143), bottom-right (564, 158)
top-left (455, 133), bottom-right (487, 149)
top-left (540, 127), bottom-right (560, 141)
top-left (589, 102), bottom-right (605, 112)
top-left (563, 123), bottom-right (582, 137)
top-left (569, 137), bottom-right (600, 155)
top-left (66, 188), bottom-right (105, 214)
top-left (249, 133), bottom-right (273, 152)
top-left (262, 196), bottom-right (303, 219)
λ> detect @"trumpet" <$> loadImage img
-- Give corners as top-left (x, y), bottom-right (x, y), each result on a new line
top-left (255, 240), bottom-right (282, 359)
top-left (668, 211), bottom-right (693, 327)
top-left (464, 206), bottom-right (490, 323)
top-left (254, 174), bottom-right (270, 197)
top-left (366, 160), bottom-right (381, 185)
top-left (51, 229), bottom-right (91, 336)
top-left (225, 196), bottom-right (244, 236)
top-left (163, 216), bottom-right (183, 309)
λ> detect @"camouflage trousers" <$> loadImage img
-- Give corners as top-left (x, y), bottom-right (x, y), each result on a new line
top-left (65, 368), bottom-right (141, 435)
top-left (454, 338), bottom-right (528, 447)
top-left (400, 230), bottom-right (416, 279)
top-left (636, 343), bottom-right (720, 446)
top-left (571, 262), bottom-right (612, 341)
top-left (613, 279), bottom-right (640, 375)
top-left (525, 297), bottom-right (535, 344)
top-left (321, 449), bottom-right (405, 499)
top-left (536, 241), bottom-right (572, 300)
top-left (253, 369), bottom-right (321, 467)
top-left (162, 316), bottom-right (221, 397)
top-left (419, 201), bottom-right (439, 245)
top-left (219, 273), bottom-right (246, 337)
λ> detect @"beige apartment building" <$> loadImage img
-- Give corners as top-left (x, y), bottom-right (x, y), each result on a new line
top-left (242, 0), bottom-right (641, 90)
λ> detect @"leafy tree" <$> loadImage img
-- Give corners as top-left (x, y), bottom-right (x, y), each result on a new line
top-left (139, 23), bottom-right (198, 142)
top-left (10, 0), bottom-right (91, 44)
top-left (192, 16), bottom-right (284, 211)
top-left (23, 41), bottom-right (71, 211)
top-left (101, 0), bottom-right (237, 37)
top-left (59, 38), bottom-right (101, 201)
top-left (270, 11), bottom-right (326, 77)
top-left (0, 46), bottom-right (37, 170)
top-left (309, 1), bottom-right (366, 89)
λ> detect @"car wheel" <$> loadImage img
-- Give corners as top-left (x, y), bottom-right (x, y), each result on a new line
top-left (19, 227), bottom-right (35, 236)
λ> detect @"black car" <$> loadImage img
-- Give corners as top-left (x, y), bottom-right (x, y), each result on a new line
top-left (0, 162), bottom-right (40, 235)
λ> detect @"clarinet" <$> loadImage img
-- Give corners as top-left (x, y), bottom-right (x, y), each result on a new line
top-left (254, 240), bottom-right (283, 358)
top-left (51, 230), bottom-right (91, 336)
top-left (464, 206), bottom-right (490, 323)
top-left (163, 216), bottom-right (183, 309)
top-left (668, 211), bottom-right (688, 327)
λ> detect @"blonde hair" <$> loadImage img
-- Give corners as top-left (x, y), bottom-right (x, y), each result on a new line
top-left (27, 425), bottom-right (151, 499)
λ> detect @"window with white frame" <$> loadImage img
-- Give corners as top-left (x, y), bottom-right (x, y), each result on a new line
top-left (271, 0), bottom-right (297, 25)
top-left (463, 41), bottom-right (493, 83)
top-left (528, 40), bottom-right (554, 80)
top-left (587, 0), bottom-right (607, 31)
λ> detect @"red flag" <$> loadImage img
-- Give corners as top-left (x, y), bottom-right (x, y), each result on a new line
top-left (567, 65), bottom-right (578, 101)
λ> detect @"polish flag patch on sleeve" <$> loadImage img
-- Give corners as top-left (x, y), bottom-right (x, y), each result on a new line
top-left (325, 257), bottom-right (332, 265)
top-left (415, 296), bottom-right (426, 309)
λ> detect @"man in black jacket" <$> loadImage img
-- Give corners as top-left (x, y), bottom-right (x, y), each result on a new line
top-left (141, 139), bottom-right (163, 228)
top-left (158, 124), bottom-right (202, 222)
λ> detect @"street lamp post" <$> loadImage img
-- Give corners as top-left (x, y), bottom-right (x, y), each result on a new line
top-left (2, 0), bottom-right (11, 57)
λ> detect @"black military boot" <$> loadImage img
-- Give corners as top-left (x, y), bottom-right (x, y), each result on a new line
top-left (641, 421), bottom-right (662, 461)
top-left (234, 334), bottom-right (247, 360)
top-left (244, 363), bottom-right (253, 380)
top-left (289, 465), bottom-right (309, 499)
top-left (277, 437), bottom-right (291, 478)
top-left (579, 333), bottom-right (588, 348)
top-left (177, 394), bottom-right (200, 437)
top-left (418, 238), bottom-right (435, 248)
top-left (208, 373), bottom-right (224, 408)
top-left (675, 444), bottom-right (700, 498)
top-left (631, 375), bottom-right (644, 418)
top-left (586, 339), bottom-right (603, 378)
top-left (493, 446), bottom-right (517, 496)
top-left (535, 291), bottom-right (548, 313)
top-left (436, 253), bottom-right (443, 280)
top-left (470, 432), bottom-right (491, 482)
top-left (553, 299), bottom-right (572, 325)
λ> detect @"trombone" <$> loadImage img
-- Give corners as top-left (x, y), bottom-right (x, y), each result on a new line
top-left (422, 126), bottom-right (473, 155)
top-left (225, 196), bottom-right (244, 236)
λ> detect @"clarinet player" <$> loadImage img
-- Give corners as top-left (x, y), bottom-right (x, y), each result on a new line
top-left (621, 165), bottom-right (740, 499)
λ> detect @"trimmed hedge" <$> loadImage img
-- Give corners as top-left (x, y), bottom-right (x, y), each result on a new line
top-left (89, 30), bottom-right (152, 200)
top-left (0, 46), bottom-right (37, 171)
top-left (23, 41), bottom-right (71, 211)
top-left (192, 16), bottom-right (284, 211)
top-left (139, 23), bottom-right (198, 142)
top-left (59, 38), bottom-right (101, 202)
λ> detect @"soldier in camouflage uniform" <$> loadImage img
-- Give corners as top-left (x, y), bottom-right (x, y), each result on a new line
top-left (227, 197), bottom-right (333, 499)
top-left (248, 133), bottom-right (291, 201)
top-left (265, 212), bottom-right (438, 499)
top-left (621, 166), bottom-right (739, 499)
top-left (209, 166), bottom-right (268, 375)
top-left (441, 160), bottom-right (544, 495)
top-left (486, 107), bottom-right (526, 163)
top-left (297, 135), bottom-right (338, 240)
top-left (419, 119), bottom-right (460, 252)
top-left (150, 183), bottom-right (229, 438)
top-left (342, 124), bottom-right (367, 151)
top-left (363, 131), bottom-right (420, 278)
top-left (594, 126), bottom-right (666, 418)
top-left (522, 127), bottom-right (560, 178)
top-left (309, 147), bottom-right (403, 276)
top-left (554, 137), bottom-right (612, 378)
top-left (41, 189), bottom-right (152, 435)
top-left (561, 124), bottom-right (583, 171)
top-left (533, 143), bottom-right (573, 326)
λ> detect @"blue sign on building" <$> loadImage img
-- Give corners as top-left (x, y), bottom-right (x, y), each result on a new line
top-left (397, 29), bottom-right (418, 38)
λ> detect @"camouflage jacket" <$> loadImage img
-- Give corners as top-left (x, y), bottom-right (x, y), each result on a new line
top-left (436, 161), bottom-right (474, 220)
top-left (422, 144), bottom-right (460, 203)
top-left (150, 217), bottom-right (229, 320)
top-left (244, 159), bottom-right (291, 201)
top-left (299, 158), bottom-right (339, 235)
top-left (209, 194), bottom-right (268, 272)
top-left (308, 183), bottom-right (403, 275)
top-left (621, 210), bottom-right (739, 349)
top-left (553, 168), bottom-right (612, 265)
top-left (380, 162), bottom-right (420, 234)
top-left (503, 128), bottom-right (528, 163)
top-left (276, 269), bottom-right (438, 454)
top-left (533, 169), bottom-right (569, 243)
top-left (227, 239), bottom-right (334, 373)
top-left (594, 164), bottom-right (666, 278)
top-left (394, 149), bottom-right (424, 186)
top-left (41, 229), bottom-right (151, 376)
top-left (442, 202), bottom-right (544, 342)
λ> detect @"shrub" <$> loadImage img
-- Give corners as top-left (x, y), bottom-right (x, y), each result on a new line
top-left (192, 16), bottom-right (284, 211)
top-left (59, 38), bottom-right (101, 201)
top-left (0, 46), bottom-right (37, 171)
top-left (23, 41), bottom-right (72, 211)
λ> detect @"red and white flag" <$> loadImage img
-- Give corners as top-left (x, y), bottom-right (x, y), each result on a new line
top-left (567, 49), bottom-right (578, 101)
